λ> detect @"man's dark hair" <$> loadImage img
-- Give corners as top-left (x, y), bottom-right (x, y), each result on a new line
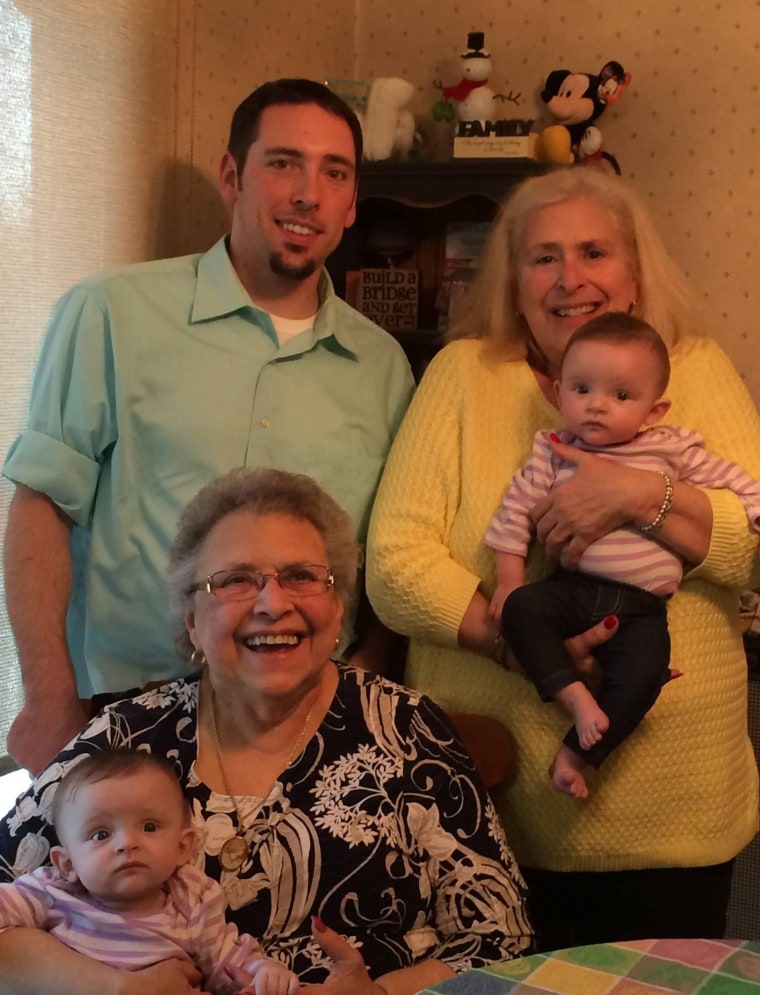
top-left (227, 78), bottom-right (363, 175)
top-left (561, 311), bottom-right (671, 395)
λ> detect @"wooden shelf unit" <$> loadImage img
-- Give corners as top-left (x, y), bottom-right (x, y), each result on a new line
top-left (328, 158), bottom-right (550, 379)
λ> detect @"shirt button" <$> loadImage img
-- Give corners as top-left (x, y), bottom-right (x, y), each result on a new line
top-left (260, 418), bottom-right (270, 428)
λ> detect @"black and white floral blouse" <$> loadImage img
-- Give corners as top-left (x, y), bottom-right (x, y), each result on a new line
top-left (0, 666), bottom-right (532, 982)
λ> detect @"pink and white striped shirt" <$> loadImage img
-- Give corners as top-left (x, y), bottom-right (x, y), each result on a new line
top-left (485, 426), bottom-right (760, 595)
top-left (0, 863), bottom-right (274, 993)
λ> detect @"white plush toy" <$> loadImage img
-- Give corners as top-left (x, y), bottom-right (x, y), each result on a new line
top-left (362, 77), bottom-right (416, 161)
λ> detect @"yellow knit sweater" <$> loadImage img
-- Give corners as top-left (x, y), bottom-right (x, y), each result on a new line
top-left (367, 337), bottom-right (760, 872)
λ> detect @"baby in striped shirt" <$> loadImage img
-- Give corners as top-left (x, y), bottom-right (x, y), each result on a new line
top-left (485, 312), bottom-right (760, 799)
top-left (0, 749), bottom-right (298, 994)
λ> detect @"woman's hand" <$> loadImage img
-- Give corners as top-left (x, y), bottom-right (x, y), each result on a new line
top-left (500, 614), bottom-right (619, 689)
top-left (460, 587), bottom-right (620, 675)
top-left (297, 919), bottom-right (453, 995)
top-left (531, 439), bottom-right (663, 568)
top-left (0, 931), bottom-right (209, 995)
top-left (121, 958), bottom-right (209, 995)
top-left (563, 615), bottom-right (619, 687)
top-left (297, 919), bottom-right (386, 995)
top-left (533, 436), bottom-right (712, 568)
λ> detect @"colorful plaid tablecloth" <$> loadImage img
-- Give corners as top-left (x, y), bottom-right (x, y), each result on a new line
top-left (419, 939), bottom-right (760, 994)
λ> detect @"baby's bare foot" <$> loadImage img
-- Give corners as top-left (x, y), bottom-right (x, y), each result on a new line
top-left (550, 746), bottom-right (589, 799)
top-left (556, 681), bottom-right (609, 750)
top-left (576, 701), bottom-right (609, 750)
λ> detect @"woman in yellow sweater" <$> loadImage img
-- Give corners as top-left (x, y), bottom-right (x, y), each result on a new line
top-left (366, 167), bottom-right (760, 950)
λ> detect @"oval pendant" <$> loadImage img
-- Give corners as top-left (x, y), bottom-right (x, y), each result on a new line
top-left (220, 834), bottom-right (248, 872)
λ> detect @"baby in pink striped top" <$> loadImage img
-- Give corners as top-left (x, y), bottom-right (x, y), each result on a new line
top-left (0, 749), bottom-right (299, 994)
top-left (485, 313), bottom-right (760, 798)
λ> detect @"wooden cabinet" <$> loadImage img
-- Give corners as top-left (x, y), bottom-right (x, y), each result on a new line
top-left (328, 159), bottom-right (549, 379)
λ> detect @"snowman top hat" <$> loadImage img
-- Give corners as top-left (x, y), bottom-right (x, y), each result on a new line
top-left (461, 31), bottom-right (490, 59)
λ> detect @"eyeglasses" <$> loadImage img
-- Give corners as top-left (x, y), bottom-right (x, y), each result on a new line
top-left (189, 563), bottom-right (334, 602)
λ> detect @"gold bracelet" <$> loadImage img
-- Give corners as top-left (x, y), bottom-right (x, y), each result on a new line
top-left (639, 470), bottom-right (674, 533)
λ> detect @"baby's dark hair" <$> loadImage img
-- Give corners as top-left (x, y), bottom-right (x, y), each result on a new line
top-left (561, 312), bottom-right (671, 395)
top-left (52, 749), bottom-right (187, 832)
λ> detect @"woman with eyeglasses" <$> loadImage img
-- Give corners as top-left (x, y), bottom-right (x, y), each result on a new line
top-left (0, 467), bottom-right (531, 995)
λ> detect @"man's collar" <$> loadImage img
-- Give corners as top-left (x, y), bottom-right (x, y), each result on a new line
top-left (191, 237), bottom-right (255, 323)
top-left (191, 237), bottom-right (359, 359)
top-left (312, 271), bottom-right (358, 359)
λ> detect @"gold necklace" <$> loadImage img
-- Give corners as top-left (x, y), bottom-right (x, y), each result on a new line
top-left (208, 684), bottom-right (315, 872)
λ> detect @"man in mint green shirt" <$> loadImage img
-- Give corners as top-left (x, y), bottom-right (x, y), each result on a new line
top-left (3, 79), bottom-right (414, 773)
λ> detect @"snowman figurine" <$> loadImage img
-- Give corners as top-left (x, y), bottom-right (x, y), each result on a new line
top-left (441, 32), bottom-right (496, 125)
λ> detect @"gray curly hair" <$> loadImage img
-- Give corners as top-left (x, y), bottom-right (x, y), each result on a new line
top-left (167, 467), bottom-right (358, 661)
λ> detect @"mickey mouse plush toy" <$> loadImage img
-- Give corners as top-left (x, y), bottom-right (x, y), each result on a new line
top-left (537, 60), bottom-right (631, 173)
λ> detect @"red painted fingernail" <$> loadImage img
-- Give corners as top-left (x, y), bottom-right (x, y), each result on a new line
top-left (311, 915), bottom-right (327, 932)
top-left (603, 615), bottom-right (618, 629)
top-left (550, 432), bottom-right (561, 443)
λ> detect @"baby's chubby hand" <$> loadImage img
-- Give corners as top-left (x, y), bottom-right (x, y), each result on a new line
top-left (226, 960), bottom-right (299, 995)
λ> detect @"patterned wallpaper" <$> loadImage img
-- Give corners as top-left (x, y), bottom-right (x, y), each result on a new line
top-left (176, 0), bottom-right (760, 402)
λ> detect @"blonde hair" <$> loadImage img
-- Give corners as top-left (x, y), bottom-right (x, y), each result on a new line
top-left (447, 166), bottom-right (704, 359)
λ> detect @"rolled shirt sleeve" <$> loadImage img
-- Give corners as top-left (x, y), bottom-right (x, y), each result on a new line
top-left (4, 284), bottom-right (117, 526)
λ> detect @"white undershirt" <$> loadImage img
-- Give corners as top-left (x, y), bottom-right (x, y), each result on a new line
top-left (269, 313), bottom-right (316, 344)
